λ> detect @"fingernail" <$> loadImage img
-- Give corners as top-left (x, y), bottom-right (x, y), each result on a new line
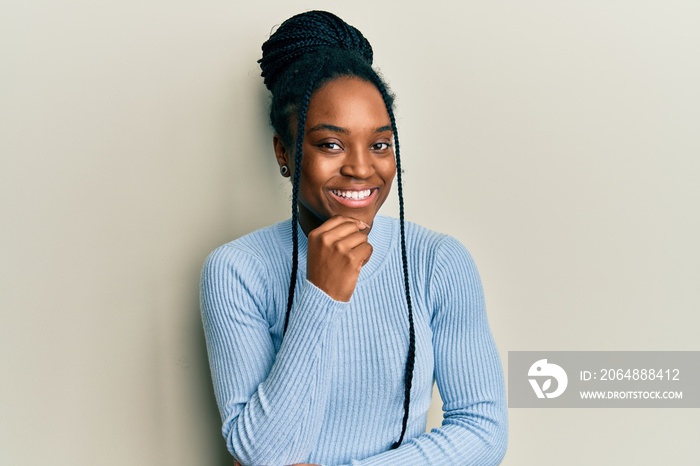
top-left (360, 221), bottom-right (370, 230)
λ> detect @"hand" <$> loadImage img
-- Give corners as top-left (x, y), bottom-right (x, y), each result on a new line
top-left (306, 215), bottom-right (372, 302)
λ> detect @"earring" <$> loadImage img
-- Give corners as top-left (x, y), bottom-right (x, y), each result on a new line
top-left (280, 165), bottom-right (289, 176)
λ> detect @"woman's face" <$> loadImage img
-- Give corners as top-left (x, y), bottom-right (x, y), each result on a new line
top-left (275, 76), bottom-right (396, 233)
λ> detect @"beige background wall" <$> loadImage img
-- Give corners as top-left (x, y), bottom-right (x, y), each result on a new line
top-left (1, 1), bottom-right (698, 465)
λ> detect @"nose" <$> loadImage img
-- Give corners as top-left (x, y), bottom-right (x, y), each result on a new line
top-left (339, 146), bottom-right (374, 179)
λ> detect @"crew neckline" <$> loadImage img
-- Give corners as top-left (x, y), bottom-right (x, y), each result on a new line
top-left (274, 215), bottom-right (397, 282)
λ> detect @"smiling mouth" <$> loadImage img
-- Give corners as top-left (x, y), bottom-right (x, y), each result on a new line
top-left (329, 188), bottom-right (377, 207)
top-left (331, 189), bottom-right (372, 200)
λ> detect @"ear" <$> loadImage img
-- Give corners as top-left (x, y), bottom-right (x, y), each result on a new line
top-left (273, 134), bottom-right (291, 178)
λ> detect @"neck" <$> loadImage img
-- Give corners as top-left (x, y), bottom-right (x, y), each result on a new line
top-left (298, 205), bottom-right (323, 237)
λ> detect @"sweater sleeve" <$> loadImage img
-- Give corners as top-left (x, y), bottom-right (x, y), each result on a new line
top-left (348, 235), bottom-right (508, 465)
top-left (200, 245), bottom-right (347, 466)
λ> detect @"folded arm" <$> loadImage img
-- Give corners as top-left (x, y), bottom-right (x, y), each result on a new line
top-left (344, 235), bottom-right (508, 465)
top-left (201, 245), bottom-right (346, 466)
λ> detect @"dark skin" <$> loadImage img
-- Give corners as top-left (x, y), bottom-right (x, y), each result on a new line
top-left (274, 76), bottom-right (397, 303)
top-left (235, 76), bottom-right (397, 466)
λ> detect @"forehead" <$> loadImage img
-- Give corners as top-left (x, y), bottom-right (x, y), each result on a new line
top-left (306, 77), bottom-right (390, 129)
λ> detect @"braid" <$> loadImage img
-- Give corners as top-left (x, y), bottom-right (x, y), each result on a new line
top-left (260, 9), bottom-right (414, 451)
top-left (372, 77), bottom-right (416, 449)
top-left (259, 10), bottom-right (373, 92)
top-left (284, 71), bottom-right (319, 334)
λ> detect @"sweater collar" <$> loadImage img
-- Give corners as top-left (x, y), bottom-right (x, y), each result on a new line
top-left (278, 215), bottom-right (396, 282)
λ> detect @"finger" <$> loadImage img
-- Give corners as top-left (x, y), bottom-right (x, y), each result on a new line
top-left (325, 220), bottom-right (369, 240)
top-left (344, 216), bottom-right (371, 232)
top-left (335, 214), bottom-right (370, 231)
top-left (329, 216), bottom-right (369, 232)
top-left (352, 242), bottom-right (373, 266)
top-left (312, 215), bottom-right (368, 235)
top-left (333, 230), bottom-right (371, 251)
top-left (312, 219), bottom-right (366, 244)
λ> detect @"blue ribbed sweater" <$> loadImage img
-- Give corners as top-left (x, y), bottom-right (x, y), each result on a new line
top-left (200, 216), bottom-right (508, 465)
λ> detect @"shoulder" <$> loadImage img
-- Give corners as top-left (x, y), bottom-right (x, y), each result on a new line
top-left (379, 216), bottom-right (475, 266)
top-left (200, 221), bottom-right (293, 322)
top-left (203, 220), bottom-right (290, 268)
top-left (201, 220), bottom-right (290, 287)
top-left (376, 217), bottom-right (481, 306)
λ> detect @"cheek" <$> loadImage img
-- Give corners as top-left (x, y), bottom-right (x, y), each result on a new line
top-left (303, 152), bottom-right (344, 180)
top-left (381, 159), bottom-right (397, 185)
top-left (298, 173), bottom-right (320, 201)
top-left (298, 158), bottom-right (333, 198)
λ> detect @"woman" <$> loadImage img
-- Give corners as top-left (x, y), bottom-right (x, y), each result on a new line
top-left (201, 10), bottom-right (508, 466)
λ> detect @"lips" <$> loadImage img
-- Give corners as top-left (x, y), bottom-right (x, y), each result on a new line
top-left (332, 189), bottom-right (372, 200)
top-left (329, 188), bottom-right (377, 208)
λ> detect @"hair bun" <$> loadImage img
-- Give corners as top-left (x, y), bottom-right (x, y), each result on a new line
top-left (259, 10), bottom-right (374, 91)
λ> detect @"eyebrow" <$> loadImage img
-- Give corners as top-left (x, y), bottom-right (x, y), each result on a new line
top-left (307, 123), bottom-right (392, 134)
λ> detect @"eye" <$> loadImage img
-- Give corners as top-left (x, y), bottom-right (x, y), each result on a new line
top-left (317, 141), bottom-right (343, 151)
top-left (371, 142), bottom-right (392, 152)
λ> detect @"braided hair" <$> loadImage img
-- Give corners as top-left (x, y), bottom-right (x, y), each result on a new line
top-left (258, 10), bottom-right (415, 449)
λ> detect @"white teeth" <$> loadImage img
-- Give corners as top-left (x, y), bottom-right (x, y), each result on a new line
top-left (333, 189), bottom-right (372, 200)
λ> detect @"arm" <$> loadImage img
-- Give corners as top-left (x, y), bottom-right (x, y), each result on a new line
top-left (201, 245), bottom-right (346, 466)
top-left (347, 235), bottom-right (508, 465)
